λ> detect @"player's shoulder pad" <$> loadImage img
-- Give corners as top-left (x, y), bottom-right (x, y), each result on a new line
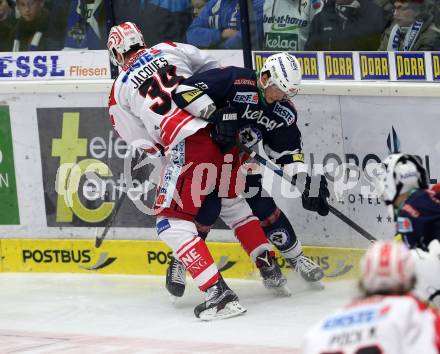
top-left (272, 100), bottom-right (297, 126)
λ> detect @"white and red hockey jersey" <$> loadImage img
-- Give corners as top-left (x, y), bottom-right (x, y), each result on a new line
top-left (109, 42), bottom-right (219, 153)
top-left (301, 294), bottom-right (440, 354)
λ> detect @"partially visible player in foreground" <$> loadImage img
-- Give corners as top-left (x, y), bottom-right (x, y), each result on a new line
top-left (166, 52), bottom-right (328, 297)
top-left (301, 241), bottom-right (440, 354)
top-left (376, 153), bottom-right (440, 306)
top-left (107, 22), bottom-right (285, 320)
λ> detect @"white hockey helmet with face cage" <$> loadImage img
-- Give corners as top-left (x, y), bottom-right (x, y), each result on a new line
top-left (259, 52), bottom-right (302, 99)
top-left (107, 22), bottom-right (146, 66)
top-left (376, 153), bottom-right (428, 207)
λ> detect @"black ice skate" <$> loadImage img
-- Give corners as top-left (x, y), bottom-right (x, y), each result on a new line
top-left (256, 251), bottom-right (291, 297)
top-left (194, 278), bottom-right (246, 321)
top-left (288, 253), bottom-right (324, 289)
top-left (166, 257), bottom-right (186, 298)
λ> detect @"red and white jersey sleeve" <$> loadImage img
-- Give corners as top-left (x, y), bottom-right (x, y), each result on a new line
top-left (301, 295), bottom-right (440, 354)
top-left (108, 42), bottom-right (220, 152)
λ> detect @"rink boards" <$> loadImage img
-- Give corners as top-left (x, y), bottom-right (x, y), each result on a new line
top-left (0, 239), bottom-right (364, 281)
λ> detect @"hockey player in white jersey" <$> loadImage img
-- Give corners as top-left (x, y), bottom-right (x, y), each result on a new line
top-left (301, 241), bottom-right (440, 354)
top-left (107, 22), bottom-right (286, 320)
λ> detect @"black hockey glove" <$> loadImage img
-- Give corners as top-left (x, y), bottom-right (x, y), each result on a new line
top-left (301, 174), bottom-right (330, 216)
top-left (211, 106), bottom-right (238, 152)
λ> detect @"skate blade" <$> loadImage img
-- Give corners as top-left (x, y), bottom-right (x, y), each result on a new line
top-left (198, 301), bottom-right (247, 321)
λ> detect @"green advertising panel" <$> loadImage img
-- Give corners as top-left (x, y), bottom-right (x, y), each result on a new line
top-left (0, 106), bottom-right (19, 224)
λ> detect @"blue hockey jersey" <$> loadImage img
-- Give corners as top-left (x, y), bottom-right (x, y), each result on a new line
top-left (396, 189), bottom-right (440, 251)
top-left (174, 66), bottom-right (303, 165)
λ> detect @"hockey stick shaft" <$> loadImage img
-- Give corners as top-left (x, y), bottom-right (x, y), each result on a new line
top-left (95, 151), bottom-right (146, 248)
top-left (238, 142), bottom-right (377, 242)
top-left (95, 190), bottom-right (127, 248)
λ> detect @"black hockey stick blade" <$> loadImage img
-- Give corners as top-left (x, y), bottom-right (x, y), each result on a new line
top-left (237, 142), bottom-right (377, 242)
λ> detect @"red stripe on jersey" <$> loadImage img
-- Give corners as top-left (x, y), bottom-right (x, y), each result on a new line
top-left (160, 108), bottom-right (193, 145)
top-left (110, 114), bottom-right (115, 126)
top-left (168, 116), bottom-right (193, 144)
top-left (108, 82), bottom-right (117, 108)
top-left (163, 41), bottom-right (177, 47)
top-left (160, 107), bottom-right (180, 132)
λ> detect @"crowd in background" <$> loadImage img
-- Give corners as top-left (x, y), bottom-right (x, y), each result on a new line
top-left (0, 0), bottom-right (439, 52)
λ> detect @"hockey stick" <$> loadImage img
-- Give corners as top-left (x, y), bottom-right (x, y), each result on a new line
top-left (95, 188), bottom-right (127, 248)
top-left (238, 142), bottom-right (377, 242)
top-left (95, 151), bottom-right (147, 248)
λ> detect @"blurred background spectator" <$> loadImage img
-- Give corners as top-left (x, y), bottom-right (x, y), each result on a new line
top-left (261, 0), bottom-right (323, 51)
top-left (435, 0), bottom-right (440, 27)
top-left (11, 0), bottom-right (70, 51)
top-left (63, 0), bottom-right (107, 49)
top-left (375, 0), bottom-right (395, 27)
top-left (379, 0), bottom-right (440, 50)
top-left (191, 0), bottom-right (206, 17)
top-left (0, 0), bottom-right (16, 51)
top-left (305, 0), bottom-right (386, 50)
top-left (140, 0), bottom-right (193, 45)
top-left (1, 0), bottom-right (439, 53)
top-left (186, 0), bottom-right (242, 48)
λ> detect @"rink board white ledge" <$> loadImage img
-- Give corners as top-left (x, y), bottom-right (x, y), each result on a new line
top-left (0, 239), bottom-right (364, 281)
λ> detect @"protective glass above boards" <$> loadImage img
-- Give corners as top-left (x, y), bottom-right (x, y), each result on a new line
top-left (0, 0), bottom-right (438, 53)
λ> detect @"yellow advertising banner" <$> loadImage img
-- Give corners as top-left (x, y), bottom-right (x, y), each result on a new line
top-left (0, 239), bottom-right (365, 282)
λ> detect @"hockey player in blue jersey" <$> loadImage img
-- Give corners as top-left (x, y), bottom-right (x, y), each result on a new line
top-left (377, 153), bottom-right (440, 250)
top-left (165, 52), bottom-right (330, 297)
top-left (376, 153), bottom-right (440, 307)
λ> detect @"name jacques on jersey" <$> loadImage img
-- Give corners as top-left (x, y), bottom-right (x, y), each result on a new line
top-left (122, 56), bottom-right (169, 89)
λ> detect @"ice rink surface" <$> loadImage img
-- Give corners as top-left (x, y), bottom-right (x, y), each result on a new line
top-left (0, 272), bottom-right (359, 353)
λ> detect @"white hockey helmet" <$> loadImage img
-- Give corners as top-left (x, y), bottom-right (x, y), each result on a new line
top-left (360, 241), bottom-right (415, 294)
top-left (107, 22), bottom-right (146, 66)
top-left (260, 52), bottom-right (302, 99)
top-left (376, 154), bottom-right (428, 207)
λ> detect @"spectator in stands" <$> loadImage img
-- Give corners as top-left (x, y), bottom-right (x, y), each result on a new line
top-left (186, 0), bottom-right (242, 48)
top-left (0, 0), bottom-right (16, 51)
top-left (12, 0), bottom-right (64, 51)
top-left (379, 0), bottom-right (440, 50)
top-left (192, 0), bottom-right (207, 17)
top-left (140, 0), bottom-right (193, 45)
top-left (305, 0), bottom-right (386, 50)
top-left (63, 0), bottom-right (107, 49)
top-left (435, 0), bottom-right (440, 27)
top-left (374, 0), bottom-right (394, 27)
top-left (261, 0), bottom-right (322, 51)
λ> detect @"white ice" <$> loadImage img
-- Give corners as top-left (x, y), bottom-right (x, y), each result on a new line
top-left (0, 272), bottom-right (358, 353)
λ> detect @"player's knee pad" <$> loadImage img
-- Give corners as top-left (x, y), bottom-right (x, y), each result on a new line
top-left (157, 217), bottom-right (219, 291)
top-left (219, 197), bottom-right (255, 229)
top-left (156, 217), bottom-right (198, 251)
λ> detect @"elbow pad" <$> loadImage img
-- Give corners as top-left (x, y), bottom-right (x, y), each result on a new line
top-left (173, 84), bottom-right (216, 120)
